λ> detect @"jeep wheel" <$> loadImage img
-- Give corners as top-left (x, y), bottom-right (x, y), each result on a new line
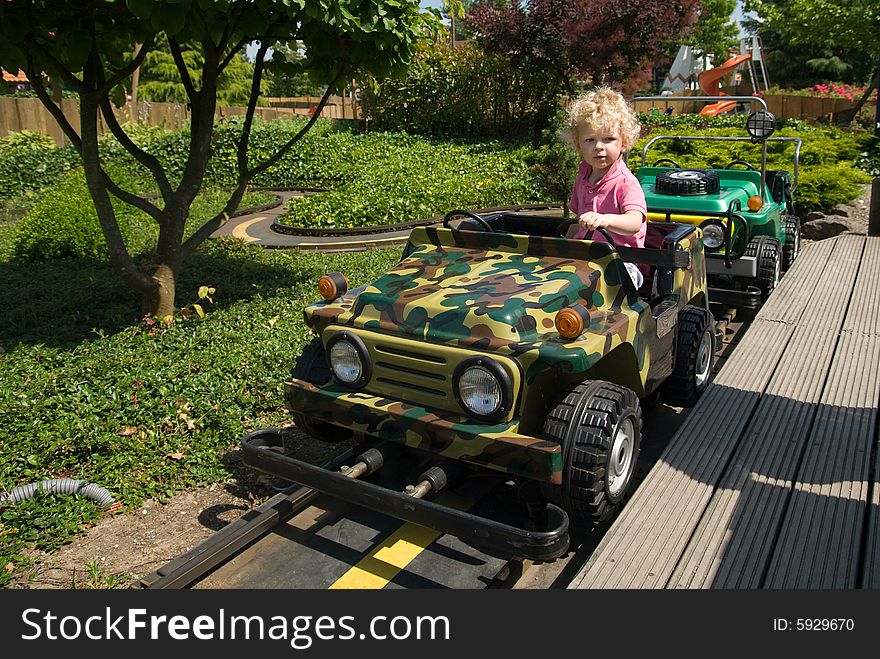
top-left (660, 306), bottom-right (715, 407)
top-left (782, 215), bottom-right (801, 270)
top-left (289, 338), bottom-right (353, 444)
top-left (543, 381), bottom-right (642, 524)
top-left (745, 235), bottom-right (782, 300)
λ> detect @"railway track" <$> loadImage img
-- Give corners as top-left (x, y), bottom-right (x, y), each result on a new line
top-left (137, 305), bottom-right (746, 590)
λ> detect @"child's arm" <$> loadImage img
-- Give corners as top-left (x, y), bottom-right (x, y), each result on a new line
top-left (577, 210), bottom-right (644, 236)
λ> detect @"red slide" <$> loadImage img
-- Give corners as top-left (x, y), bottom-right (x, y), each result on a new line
top-left (698, 53), bottom-right (751, 115)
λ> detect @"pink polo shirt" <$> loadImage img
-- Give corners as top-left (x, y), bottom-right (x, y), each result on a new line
top-left (568, 157), bottom-right (647, 248)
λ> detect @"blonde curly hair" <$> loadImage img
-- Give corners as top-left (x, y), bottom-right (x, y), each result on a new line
top-left (563, 87), bottom-right (642, 153)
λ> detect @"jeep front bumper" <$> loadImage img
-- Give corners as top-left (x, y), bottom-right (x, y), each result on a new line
top-left (706, 254), bottom-right (758, 277)
top-left (241, 428), bottom-right (570, 562)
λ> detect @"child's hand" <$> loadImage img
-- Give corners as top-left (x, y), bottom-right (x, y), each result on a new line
top-left (578, 211), bottom-right (608, 231)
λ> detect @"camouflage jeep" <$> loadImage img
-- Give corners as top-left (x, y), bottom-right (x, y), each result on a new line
top-left (634, 96), bottom-right (803, 308)
top-left (243, 210), bottom-right (714, 560)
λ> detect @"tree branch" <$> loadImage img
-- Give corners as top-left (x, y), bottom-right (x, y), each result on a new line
top-left (169, 37), bottom-right (198, 101)
top-left (216, 0), bottom-right (247, 68)
top-left (219, 37), bottom-right (249, 73)
top-left (97, 92), bottom-right (173, 203)
top-left (26, 61), bottom-right (83, 150)
top-left (235, 40), bottom-right (271, 178)
top-left (247, 69), bottom-right (348, 180)
top-left (100, 34), bottom-right (154, 97)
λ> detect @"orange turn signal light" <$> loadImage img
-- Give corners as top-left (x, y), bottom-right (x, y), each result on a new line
top-left (318, 272), bottom-right (348, 301)
top-left (747, 195), bottom-right (763, 211)
top-left (555, 305), bottom-right (591, 340)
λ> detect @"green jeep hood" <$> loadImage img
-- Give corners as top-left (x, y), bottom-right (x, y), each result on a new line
top-left (305, 226), bottom-right (645, 353)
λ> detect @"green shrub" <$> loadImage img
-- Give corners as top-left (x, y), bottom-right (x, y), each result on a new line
top-left (11, 170), bottom-right (137, 261)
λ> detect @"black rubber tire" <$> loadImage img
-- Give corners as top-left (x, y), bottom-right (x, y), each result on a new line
top-left (660, 306), bottom-right (715, 408)
top-left (782, 215), bottom-right (801, 271)
top-left (542, 381), bottom-right (642, 524)
top-left (289, 338), bottom-right (353, 443)
top-left (655, 169), bottom-right (720, 196)
top-left (745, 235), bottom-right (782, 300)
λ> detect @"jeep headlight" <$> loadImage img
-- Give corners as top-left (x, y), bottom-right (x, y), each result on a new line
top-left (453, 358), bottom-right (514, 421)
top-left (699, 220), bottom-right (726, 251)
top-left (459, 366), bottom-right (501, 415)
top-left (327, 333), bottom-right (370, 387)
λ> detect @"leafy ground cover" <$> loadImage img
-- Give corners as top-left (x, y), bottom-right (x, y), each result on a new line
top-left (0, 201), bottom-right (400, 587)
top-left (280, 133), bottom-right (544, 228)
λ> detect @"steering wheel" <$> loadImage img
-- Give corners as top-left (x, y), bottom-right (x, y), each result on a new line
top-left (556, 219), bottom-right (620, 253)
top-left (442, 209), bottom-right (494, 232)
top-left (556, 218), bottom-right (578, 237)
top-left (726, 160), bottom-right (757, 171)
top-left (652, 158), bottom-right (682, 168)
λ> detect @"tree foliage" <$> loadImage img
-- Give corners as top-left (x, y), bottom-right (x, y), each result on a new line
top-left (686, 0), bottom-right (741, 65)
top-left (0, 0), bottom-right (426, 316)
top-left (138, 35), bottom-right (261, 106)
top-left (743, 0), bottom-right (878, 86)
top-left (464, 0), bottom-right (700, 95)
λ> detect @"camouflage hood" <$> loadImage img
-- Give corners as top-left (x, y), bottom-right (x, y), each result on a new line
top-left (305, 227), bottom-right (640, 351)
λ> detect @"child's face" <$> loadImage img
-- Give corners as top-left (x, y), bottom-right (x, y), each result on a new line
top-left (577, 123), bottom-right (623, 172)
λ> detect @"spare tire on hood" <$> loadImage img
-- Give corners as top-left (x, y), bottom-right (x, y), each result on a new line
top-left (655, 169), bottom-right (720, 196)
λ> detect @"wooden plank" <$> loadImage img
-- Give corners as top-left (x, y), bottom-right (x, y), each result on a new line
top-left (758, 238), bottom-right (837, 324)
top-left (764, 332), bottom-right (880, 588)
top-left (668, 236), bottom-right (864, 588)
top-left (669, 320), bottom-right (841, 588)
top-left (864, 438), bottom-right (880, 589)
top-left (842, 236), bottom-right (880, 335)
top-left (569, 233), bottom-right (844, 589)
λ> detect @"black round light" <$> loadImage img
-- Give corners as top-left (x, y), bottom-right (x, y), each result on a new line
top-left (746, 110), bottom-right (776, 141)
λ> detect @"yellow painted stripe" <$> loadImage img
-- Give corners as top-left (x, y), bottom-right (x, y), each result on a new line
top-left (295, 236), bottom-right (408, 249)
top-left (329, 492), bottom-right (471, 590)
top-left (231, 216), bottom-right (266, 242)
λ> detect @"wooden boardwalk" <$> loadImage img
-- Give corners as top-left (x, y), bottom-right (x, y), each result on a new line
top-left (569, 233), bottom-right (880, 589)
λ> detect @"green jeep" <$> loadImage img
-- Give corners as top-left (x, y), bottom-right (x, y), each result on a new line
top-left (243, 211), bottom-right (714, 560)
top-left (634, 96), bottom-right (803, 308)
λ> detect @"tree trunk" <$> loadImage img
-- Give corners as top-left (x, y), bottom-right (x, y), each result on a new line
top-left (143, 261), bottom-right (178, 318)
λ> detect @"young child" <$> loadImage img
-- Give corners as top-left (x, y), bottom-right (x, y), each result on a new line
top-left (565, 87), bottom-right (647, 288)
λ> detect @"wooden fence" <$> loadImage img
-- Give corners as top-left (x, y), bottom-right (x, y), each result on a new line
top-left (631, 92), bottom-right (857, 121)
top-left (0, 95), bottom-right (360, 145)
top-left (0, 91), bottom-right (857, 145)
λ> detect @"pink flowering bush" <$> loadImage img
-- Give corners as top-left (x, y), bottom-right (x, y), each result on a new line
top-left (809, 82), bottom-right (865, 102)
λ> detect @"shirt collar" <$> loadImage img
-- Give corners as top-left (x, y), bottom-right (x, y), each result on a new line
top-left (578, 156), bottom-right (626, 188)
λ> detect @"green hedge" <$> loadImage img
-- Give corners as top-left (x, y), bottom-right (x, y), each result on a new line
top-left (0, 132), bottom-right (80, 202)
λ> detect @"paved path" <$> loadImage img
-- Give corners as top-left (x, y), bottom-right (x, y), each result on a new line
top-left (213, 191), bottom-right (566, 253)
top-left (212, 190), bottom-right (418, 252)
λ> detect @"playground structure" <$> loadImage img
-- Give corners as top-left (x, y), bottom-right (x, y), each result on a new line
top-left (661, 37), bottom-right (770, 116)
